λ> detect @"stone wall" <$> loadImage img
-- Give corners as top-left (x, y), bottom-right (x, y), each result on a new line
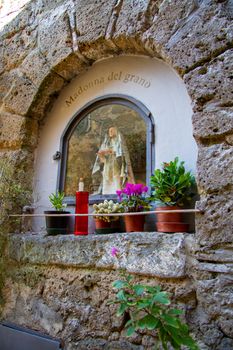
top-left (0, 0), bottom-right (233, 349)
top-left (1, 232), bottom-right (199, 349)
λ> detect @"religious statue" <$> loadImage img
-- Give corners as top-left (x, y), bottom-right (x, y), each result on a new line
top-left (92, 126), bottom-right (135, 194)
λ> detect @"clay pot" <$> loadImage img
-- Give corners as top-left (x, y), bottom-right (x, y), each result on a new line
top-left (124, 214), bottom-right (145, 232)
top-left (95, 219), bottom-right (111, 229)
top-left (94, 218), bottom-right (120, 234)
top-left (155, 206), bottom-right (188, 233)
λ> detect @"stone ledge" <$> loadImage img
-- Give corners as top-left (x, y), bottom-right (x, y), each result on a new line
top-left (7, 232), bottom-right (189, 279)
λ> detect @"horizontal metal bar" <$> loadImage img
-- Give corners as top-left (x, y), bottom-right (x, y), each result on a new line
top-left (10, 209), bottom-right (201, 217)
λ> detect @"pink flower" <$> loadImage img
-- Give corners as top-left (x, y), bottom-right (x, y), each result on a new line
top-left (116, 190), bottom-right (122, 200)
top-left (111, 247), bottom-right (119, 257)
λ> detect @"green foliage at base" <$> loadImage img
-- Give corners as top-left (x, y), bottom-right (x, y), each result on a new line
top-left (150, 157), bottom-right (196, 207)
top-left (48, 191), bottom-right (67, 211)
top-left (109, 274), bottom-right (199, 350)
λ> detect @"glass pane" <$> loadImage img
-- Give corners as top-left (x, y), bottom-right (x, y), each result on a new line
top-left (65, 103), bottom-right (147, 196)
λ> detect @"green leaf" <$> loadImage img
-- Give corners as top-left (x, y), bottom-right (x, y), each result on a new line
top-left (116, 303), bottom-right (128, 316)
top-left (116, 290), bottom-right (127, 302)
top-left (138, 314), bottom-right (159, 330)
top-left (153, 292), bottom-right (170, 305)
top-left (133, 284), bottom-right (145, 296)
top-left (112, 280), bottom-right (128, 289)
top-left (137, 299), bottom-right (151, 309)
top-left (168, 308), bottom-right (184, 316)
top-left (161, 314), bottom-right (179, 328)
top-left (126, 326), bottom-right (136, 337)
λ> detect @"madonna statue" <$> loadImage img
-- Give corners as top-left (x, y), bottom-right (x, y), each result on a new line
top-left (92, 126), bottom-right (135, 194)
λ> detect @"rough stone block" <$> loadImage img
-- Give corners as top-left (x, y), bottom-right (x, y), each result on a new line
top-left (3, 27), bottom-right (37, 70)
top-left (19, 49), bottom-right (51, 87)
top-left (0, 45), bottom-right (5, 75)
top-left (195, 191), bottom-right (233, 246)
top-left (38, 5), bottom-right (73, 72)
top-left (0, 1), bottom-right (36, 40)
top-left (184, 49), bottom-right (233, 111)
top-left (28, 71), bottom-right (65, 120)
top-left (7, 232), bottom-right (188, 278)
top-left (197, 143), bottom-right (233, 193)
top-left (192, 108), bottom-right (233, 140)
top-left (0, 112), bottom-right (38, 149)
top-left (112, 0), bottom-right (158, 54)
top-left (1, 69), bottom-right (37, 116)
top-left (74, 0), bottom-right (117, 60)
top-left (196, 274), bottom-right (233, 338)
top-left (143, 1), bottom-right (233, 72)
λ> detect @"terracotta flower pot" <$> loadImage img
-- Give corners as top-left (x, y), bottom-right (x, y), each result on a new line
top-left (95, 219), bottom-right (111, 229)
top-left (155, 206), bottom-right (188, 233)
top-left (156, 206), bottom-right (182, 222)
top-left (94, 218), bottom-right (120, 234)
top-left (124, 214), bottom-right (145, 232)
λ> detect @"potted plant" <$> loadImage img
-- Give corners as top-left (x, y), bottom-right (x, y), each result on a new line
top-left (150, 157), bottom-right (196, 232)
top-left (117, 183), bottom-right (150, 232)
top-left (44, 191), bottom-right (70, 235)
top-left (93, 200), bottom-right (123, 234)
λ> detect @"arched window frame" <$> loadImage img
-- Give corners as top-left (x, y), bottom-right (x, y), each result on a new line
top-left (57, 94), bottom-right (155, 204)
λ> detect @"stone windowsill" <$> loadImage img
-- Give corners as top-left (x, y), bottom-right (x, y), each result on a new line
top-left (6, 232), bottom-right (191, 279)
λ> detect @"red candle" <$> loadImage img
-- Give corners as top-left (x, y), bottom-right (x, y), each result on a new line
top-left (74, 191), bottom-right (89, 235)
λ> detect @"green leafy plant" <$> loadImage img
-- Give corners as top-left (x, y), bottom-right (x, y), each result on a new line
top-left (48, 191), bottom-right (67, 211)
top-left (93, 200), bottom-right (123, 222)
top-left (109, 248), bottom-right (199, 350)
top-left (150, 157), bottom-right (195, 207)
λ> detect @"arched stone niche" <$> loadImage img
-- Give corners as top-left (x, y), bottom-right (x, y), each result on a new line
top-left (33, 55), bottom-right (197, 232)
top-left (0, 0), bottom-right (233, 348)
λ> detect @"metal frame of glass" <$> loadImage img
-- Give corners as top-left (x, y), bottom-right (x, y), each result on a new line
top-left (57, 94), bottom-right (155, 205)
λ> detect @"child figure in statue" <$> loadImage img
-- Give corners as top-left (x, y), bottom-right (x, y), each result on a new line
top-left (92, 126), bottom-right (135, 194)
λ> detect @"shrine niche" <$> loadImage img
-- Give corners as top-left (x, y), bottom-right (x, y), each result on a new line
top-left (60, 97), bottom-right (153, 201)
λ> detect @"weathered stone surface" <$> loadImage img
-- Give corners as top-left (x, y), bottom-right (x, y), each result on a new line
top-left (75, 0), bottom-right (117, 60)
top-left (38, 5), bottom-right (73, 73)
top-left (192, 108), bottom-right (233, 140)
top-left (218, 337), bottom-right (233, 350)
top-left (7, 232), bottom-right (187, 278)
top-left (226, 134), bottom-right (233, 146)
top-left (28, 71), bottom-right (65, 119)
top-left (0, 1), bottom-right (36, 39)
top-left (196, 274), bottom-right (233, 338)
top-left (3, 27), bottom-right (37, 70)
top-left (0, 112), bottom-right (38, 149)
top-left (184, 50), bottom-right (233, 111)
top-left (19, 49), bottom-right (51, 87)
top-left (195, 191), bottom-right (233, 246)
top-left (111, 0), bottom-right (158, 54)
top-left (1, 69), bottom-right (37, 116)
top-left (0, 45), bottom-right (6, 75)
top-left (197, 143), bottom-right (233, 193)
top-left (143, 1), bottom-right (233, 73)
top-left (194, 245), bottom-right (233, 263)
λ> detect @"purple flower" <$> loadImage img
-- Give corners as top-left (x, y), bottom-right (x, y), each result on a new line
top-left (116, 190), bottom-right (122, 201)
top-left (111, 247), bottom-right (119, 257)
